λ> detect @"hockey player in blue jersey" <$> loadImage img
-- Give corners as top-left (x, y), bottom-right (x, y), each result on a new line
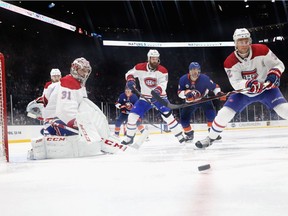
top-left (178, 62), bottom-right (224, 142)
top-left (114, 88), bottom-right (145, 137)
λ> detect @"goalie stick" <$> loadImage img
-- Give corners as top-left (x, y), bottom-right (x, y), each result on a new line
top-left (27, 112), bottom-right (79, 133)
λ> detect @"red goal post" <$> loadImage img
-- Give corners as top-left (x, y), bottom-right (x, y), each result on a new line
top-left (0, 53), bottom-right (9, 162)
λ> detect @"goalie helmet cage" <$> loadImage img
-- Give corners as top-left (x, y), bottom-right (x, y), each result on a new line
top-left (0, 53), bottom-right (9, 162)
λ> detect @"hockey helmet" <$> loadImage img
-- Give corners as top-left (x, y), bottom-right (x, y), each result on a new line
top-left (189, 62), bottom-right (201, 71)
top-left (70, 57), bottom-right (92, 85)
top-left (147, 49), bottom-right (160, 61)
top-left (233, 28), bottom-right (251, 42)
top-left (50, 68), bottom-right (61, 76)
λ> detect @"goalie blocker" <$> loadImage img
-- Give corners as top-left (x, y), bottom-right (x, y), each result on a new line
top-left (29, 98), bottom-right (148, 160)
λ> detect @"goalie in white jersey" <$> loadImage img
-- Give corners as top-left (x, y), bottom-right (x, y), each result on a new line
top-left (121, 49), bottom-right (185, 145)
top-left (196, 28), bottom-right (288, 148)
top-left (29, 57), bottom-right (138, 159)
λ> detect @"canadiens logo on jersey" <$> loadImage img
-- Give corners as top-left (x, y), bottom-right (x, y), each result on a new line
top-left (144, 77), bottom-right (157, 87)
top-left (241, 69), bottom-right (258, 80)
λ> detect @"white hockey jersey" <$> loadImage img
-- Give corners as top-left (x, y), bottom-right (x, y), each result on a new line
top-left (55, 75), bottom-right (87, 126)
top-left (224, 44), bottom-right (285, 97)
top-left (42, 81), bottom-right (59, 119)
top-left (125, 62), bottom-right (168, 98)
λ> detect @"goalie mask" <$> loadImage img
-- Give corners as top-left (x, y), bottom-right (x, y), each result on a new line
top-left (70, 57), bottom-right (92, 85)
top-left (50, 68), bottom-right (61, 82)
top-left (147, 49), bottom-right (160, 70)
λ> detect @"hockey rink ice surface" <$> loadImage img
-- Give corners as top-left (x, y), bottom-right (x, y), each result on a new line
top-left (1, 127), bottom-right (288, 216)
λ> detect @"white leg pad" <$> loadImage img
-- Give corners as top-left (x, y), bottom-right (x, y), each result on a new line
top-left (30, 135), bottom-right (102, 159)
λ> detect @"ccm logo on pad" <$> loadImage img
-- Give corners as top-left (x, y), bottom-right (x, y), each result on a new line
top-left (46, 137), bottom-right (66, 141)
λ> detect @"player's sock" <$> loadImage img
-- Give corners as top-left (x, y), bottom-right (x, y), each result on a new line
top-left (208, 128), bottom-right (221, 140)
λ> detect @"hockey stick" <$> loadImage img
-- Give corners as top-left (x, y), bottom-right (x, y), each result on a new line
top-left (151, 82), bottom-right (271, 110)
top-left (150, 87), bottom-right (252, 110)
top-left (132, 87), bottom-right (170, 117)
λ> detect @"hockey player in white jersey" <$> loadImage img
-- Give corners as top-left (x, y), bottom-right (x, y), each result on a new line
top-left (195, 28), bottom-right (288, 148)
top-left (121, 49), bottom-right (185, 145)
top-left (29, 57), bottom-right (140, 159)
top-left (26, 68), bottom-right (62, 119)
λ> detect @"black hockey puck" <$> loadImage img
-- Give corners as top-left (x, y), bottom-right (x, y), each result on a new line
top-left (198, 164), bottom-right (211, 171)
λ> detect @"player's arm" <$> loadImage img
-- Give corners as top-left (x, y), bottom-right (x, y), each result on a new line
top-left (125, 66), bottom-right (139, 90)
top-left (177, 77), bottom-right (187, 99)
top-left (225, 64), bottom-right (248, 90)
top-left (154, 73), bottom-right (168, 96)
top-left (115, 95), bottom-right (122, 109)
top-left (263, 49), bottom-right (285, 89)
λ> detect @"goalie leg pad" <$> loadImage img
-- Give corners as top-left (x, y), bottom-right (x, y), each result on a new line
top-left (30, 135), bottom-right (102, 159)
top-left (30, 136), bottom-right (47, 160)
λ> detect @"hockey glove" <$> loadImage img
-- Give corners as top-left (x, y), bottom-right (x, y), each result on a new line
top-left (184, 89), bottom-right (202, 103)
top-left (151, 86), bottom-right (162, 103)
top-left (246, 79), bottom-right (264, 94)
top-left (115, 103), bottom-right (121, 109)
top-left (216, 91), bottom-right (227, 101)
top-left (126, 80), bottom-right (136, 90)
top-left (265, 69), bottom-right (281, 90)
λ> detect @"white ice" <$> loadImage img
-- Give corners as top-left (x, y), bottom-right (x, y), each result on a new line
top-left (1, 127), bottom-right (288, 216)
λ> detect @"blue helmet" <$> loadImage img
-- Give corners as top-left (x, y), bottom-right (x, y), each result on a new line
top-left (188, 62), bottom-right (201, 71)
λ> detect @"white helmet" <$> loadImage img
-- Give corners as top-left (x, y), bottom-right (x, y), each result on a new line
top-left (70, 57), bottom-right (92, 85)
top-left (50, 68), bottom-right (61, 76)
top-left (233, 28), bottom-right (251, 42)
top-left (147, 49), bottom-right (160, 61)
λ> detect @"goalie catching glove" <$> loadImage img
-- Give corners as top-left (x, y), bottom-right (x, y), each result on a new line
top-left (26, 100), bottom-right (44, 118)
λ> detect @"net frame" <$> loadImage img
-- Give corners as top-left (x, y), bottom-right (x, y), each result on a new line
top-left (0, 52), bottom-right (9, 162)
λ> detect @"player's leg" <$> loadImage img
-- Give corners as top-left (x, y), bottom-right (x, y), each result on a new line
top-left (203, 102), bottom-right (222, 140)
top-left (136, 117), bottom-right (149, 141)
top-left (115, 114), bottom-right (127, 137)
top-left (154, 100), bottom-right (185, 144)
top-left (195, 93), bottom-right (251, 148)
top-left (180, 106), bottom-right (195, 142)
top-left (263, 88), bottom-right (288, 119)
top-left (121, 99), bottom-right (152, 145)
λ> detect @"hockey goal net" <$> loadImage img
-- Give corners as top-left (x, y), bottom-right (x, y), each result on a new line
top-left (0, 53), bottom-right (8, 162)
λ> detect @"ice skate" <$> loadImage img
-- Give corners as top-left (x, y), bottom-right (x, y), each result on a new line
top-left (208, 128), bottom-right (221, 141)
top-left (184, 131), bottom-right (194, 143)
top-left (175, 132), bottom-right (185, 144)
top-left (121, 135), bottom-right (134, 145)
top-left (215, 135), bottom-right (222, 140)
top-left (195, 136), bottom-right (215, 149)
